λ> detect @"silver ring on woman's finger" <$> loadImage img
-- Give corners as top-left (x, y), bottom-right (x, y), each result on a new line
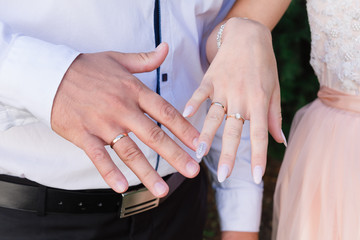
top-left (226, 113), bottom-right (246, 124)
top-left (211, 102), bottom-right (227, 113)
top-left (110, 133), bottom-right (129, 149)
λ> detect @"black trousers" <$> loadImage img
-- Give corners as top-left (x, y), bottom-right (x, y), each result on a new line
top-left (0, 169), bottom-right (208, 240)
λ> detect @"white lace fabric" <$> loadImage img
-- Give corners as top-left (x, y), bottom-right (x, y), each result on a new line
top-left (307, 0), bottom-right (360, 95)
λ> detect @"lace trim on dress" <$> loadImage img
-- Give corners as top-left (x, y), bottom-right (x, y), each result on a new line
top-left (307, 0), bottom-right (360, 94)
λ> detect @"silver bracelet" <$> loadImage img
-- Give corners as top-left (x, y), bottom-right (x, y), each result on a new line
top-left (216, 23), bottom-right (226, 49)
top-left (216, 18), bottom-right (250, 49)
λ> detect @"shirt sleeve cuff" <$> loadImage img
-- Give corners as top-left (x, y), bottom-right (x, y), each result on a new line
top-left (0, 35), bottom-right (80, 127)
top-left (215, 186), bottom-right (263, 232)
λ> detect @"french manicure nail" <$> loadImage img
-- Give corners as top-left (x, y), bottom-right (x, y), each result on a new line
top-left (186, 161), bottom-right (199, 176)
top-left (196, 142), bottom-right (207, 159)
top-left (253, 165), bottom-right (263, 184)
top-left (182, 106), bottom-right (193, 118)
top-left (154, 182), bottom-right (167, 197)
top-left (217, 165), bottom-right (230, 183)
top-left (281, 130), bottom-right (288, 147)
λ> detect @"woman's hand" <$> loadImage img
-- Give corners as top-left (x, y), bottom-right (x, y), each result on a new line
top-left (183, 18), bottom-right (286, 184)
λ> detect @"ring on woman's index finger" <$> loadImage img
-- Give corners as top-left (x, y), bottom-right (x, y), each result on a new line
top-left (211, 102), bottom-right (227, 113)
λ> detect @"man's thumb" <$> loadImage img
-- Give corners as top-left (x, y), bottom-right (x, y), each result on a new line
top-left (114, 42), bottom-right (169, 73)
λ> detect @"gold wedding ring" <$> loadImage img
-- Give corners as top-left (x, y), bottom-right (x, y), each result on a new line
top-left (211, 102), bottom-right (227, 113)
top-left (226, 113), bottom-right (246, 123)
top-left (110, 133), bottom-right (128, 149)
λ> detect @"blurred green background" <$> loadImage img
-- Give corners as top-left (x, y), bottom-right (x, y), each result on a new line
top-left (203, 0), bottom-right (319, 239)
top-left (269, 0), bottom-right (318, 160)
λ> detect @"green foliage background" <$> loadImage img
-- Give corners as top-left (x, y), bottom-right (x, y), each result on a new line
top-left (268, 0), bottom-right (319, 160)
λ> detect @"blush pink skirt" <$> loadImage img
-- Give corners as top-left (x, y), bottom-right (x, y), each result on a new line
top-left (272, 86), bottom-right (360, 240)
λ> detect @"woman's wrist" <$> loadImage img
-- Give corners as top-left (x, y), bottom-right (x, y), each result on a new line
top-left (206, 17), bottom-right (271, 63)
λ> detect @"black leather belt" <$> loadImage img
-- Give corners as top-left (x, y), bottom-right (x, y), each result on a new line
top-left (0, 173), bottom-right (185, 218)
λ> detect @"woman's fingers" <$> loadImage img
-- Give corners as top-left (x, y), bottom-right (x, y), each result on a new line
top-left (195, 100), bottom-right (227, 160)
top-left (182, 82), bottom-right (213, 118)
top-left (268, 84), bottom-right (287, 146)
top-left (249, 99), bottom-right (269, 184)
top-left (217, 112), bottom-right (244, 182)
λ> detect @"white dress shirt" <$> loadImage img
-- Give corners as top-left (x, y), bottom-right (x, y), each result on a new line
top-left (0, 0), bottom-right (263, 232)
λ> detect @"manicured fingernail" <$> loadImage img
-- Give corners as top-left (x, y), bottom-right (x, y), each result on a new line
top-left (281, 130), bottom-right (288, 147)
top-left (253, 165), bottom-right (263, 184)
top-left (217, 165), bottom-right (229, 183)
top-left (196, 142), bottom-right (207, 159)
top-left (154, 182), bottom-right (168, 197)
top-left (116, 181), bottom-right (127, 193)
top-left (186, 161), bottom-right (199, 176)
top-left (182, 106), bottom-right (193, 118)
top-left (193, 138), bottom-right (199, 147)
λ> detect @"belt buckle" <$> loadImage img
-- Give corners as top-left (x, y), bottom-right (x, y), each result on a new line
top-left (119, 187), bottom-right (159, 218)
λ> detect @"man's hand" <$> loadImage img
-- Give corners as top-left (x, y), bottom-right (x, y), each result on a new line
top-left (51, 43), bottom-right (200, 197)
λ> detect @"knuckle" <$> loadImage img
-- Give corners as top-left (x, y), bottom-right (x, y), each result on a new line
top-left (141, 168), bottom-right (154, 182)
top-left (103, 93), bottom-right (122, 107)
top-left (160, 103), bottom-right (178, 123)
top-left (251, 90), bottom-right (269, 108)
top-left (181, 124), bottom-right (195, 139)
top-left (103, 168), bottom-right (118, 181)
top-left (252, 127), bottom-right (268, 141)
top-left (102, 79), bottom-right (142, 107)
top-left (148, 126), bottom-right (166, 145)
top-left (195, 85), bottom-right (209, 97)
top-left (252, 152), bottom-right (267, 163)
top-left (88, 147), bottom-right (107, 163)
top-left (202, 74), bottom-right (214, 83)
top-left (171, 151), bottom-right (187, 164)
top-left (200, 133), bottom-right (211, 143)
top-left (224, 125), bottom-right (241, 139)
top-left (208, 112), bottom-right (223, 122)
top-left (137, 52), bottom-right (152, 71)
top-left (121, 145), bottom-right (142, 163)
top-left (221, 153), bottom-right (236, 163)
top-left (255, 90), bottom-right (268, 104)
top-left (122, 76), bottom-right (144, 94)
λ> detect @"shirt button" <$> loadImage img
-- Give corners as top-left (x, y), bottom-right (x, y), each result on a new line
top-left (162, 73), bottom-right (168, 82)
